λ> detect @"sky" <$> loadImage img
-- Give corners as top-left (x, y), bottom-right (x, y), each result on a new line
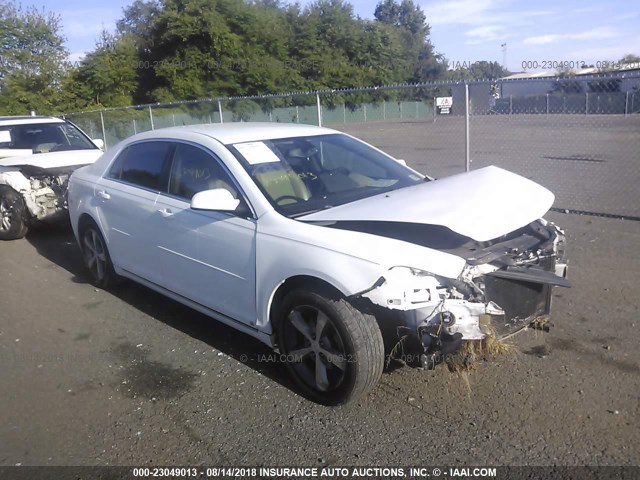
top-left (29, 0), bottom-right (640, 72)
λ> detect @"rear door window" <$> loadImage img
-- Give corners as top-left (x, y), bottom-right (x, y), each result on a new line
top-left (109, 141), bottom-right (172, 191)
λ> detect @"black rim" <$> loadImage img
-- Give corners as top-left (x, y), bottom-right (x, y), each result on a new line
top-left (82, 228), bottom-right (107, 282)
top-left (0, 198), bottom-right (12, 231)
top-left (281, 305), bottom-right (348, 392)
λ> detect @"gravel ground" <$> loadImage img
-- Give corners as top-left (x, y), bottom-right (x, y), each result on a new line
top-left (1, 118), bottom-right (639, 468)
top-left (0, 210), bottom-right (638, 467)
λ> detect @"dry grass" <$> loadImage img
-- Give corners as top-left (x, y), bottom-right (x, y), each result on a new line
top-left (445, 327), bottom-right (514, 373)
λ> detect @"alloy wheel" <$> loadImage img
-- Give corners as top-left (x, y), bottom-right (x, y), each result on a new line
top-left (281, 305), bottom-right (348, 392)
top-left (83, 228), bottom-right (107, 282)
top-left (0, 198), bottom-right (12, 231)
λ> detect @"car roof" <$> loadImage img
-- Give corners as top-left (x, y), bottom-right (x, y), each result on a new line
top-left (132, 122), bottom-right (340, 145)
top-left (0, 116), bottom-right (65, 127)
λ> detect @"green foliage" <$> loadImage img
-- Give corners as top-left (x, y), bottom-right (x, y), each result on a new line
top-left (68, 30), bottom-right (139, 109)
top-left (0, 0), bottom-right (69, 114)
top-left (2, 0), bottom-right (453, 114)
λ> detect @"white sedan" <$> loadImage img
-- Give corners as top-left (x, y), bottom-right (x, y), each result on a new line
top-left (68, 123), bottom-right (569, 405)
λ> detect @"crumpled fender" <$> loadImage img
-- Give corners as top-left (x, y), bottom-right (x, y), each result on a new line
top-left (0, 169), bottom-right (42, 217)
top-left (0, 169), bottom-right (31, 192)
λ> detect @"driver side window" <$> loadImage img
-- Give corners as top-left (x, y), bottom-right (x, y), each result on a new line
top-left (168, 143), bottom-right (238, 201)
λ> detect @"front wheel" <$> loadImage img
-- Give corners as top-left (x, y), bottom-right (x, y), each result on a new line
top-left (80, 221), bottom-right (117, 288)
top-left (277, 288), bottom-right (384, 405)
top-left (0, 187), bottom-right (29, 240)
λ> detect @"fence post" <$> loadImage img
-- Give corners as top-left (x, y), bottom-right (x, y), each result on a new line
top-left (99, 111), bottom-right (107, 150)
top-left (269, 111), bottom-right (272, 122)
top-left (133, 119), bottom-right (137, 134)
top-left (433, 97), bottom-right (436, 122)
top-left (363, 104), bottom-right (367, 122)
top-left (465, 83), bottom-right (470, 172)
top-left (316, 93), bottom-right (322, 127)
top-left (296, 106), bottom-right (299, 123)
top-left (625, 91), bottom-right (629, 117)
top-left (597, 95), bottom-right (600, 114)
top-left (217, 100), bottom-right (224, 123)
top-left (172, 113), bottom-right (176, 126)
top-left (400, 102), bottom-right (403, 119)
top-left (546, 93), bottom-right (549, 119)
top-left (148, 105), bottom-right (155, 130)
top-left (343, 103), bottom-right (346, 124)
top-left (383, 100), bottom-right (386, 120)
top-left (509, 95), bottom-right (512, 117)
top-left (415, 101), bottom-right (418, 118)
top-left (585, 92), bottom-right (588, 115)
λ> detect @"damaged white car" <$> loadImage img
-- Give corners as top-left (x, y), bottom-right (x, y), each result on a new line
top-left (0, 116), bottom-right (103, 240)
top-left (68, 123), bottom-right (569, 405)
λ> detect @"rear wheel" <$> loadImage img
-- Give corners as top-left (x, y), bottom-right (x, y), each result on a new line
top-left (80, 221), bottom-right (117, 288)
top-left (0, 187), bottom-right (29, 240)
top-left (277, 288), bottom-right (384, 405)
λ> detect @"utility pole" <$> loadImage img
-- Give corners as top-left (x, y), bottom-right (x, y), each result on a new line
top-left (501, 43), bottom-right (507, 70)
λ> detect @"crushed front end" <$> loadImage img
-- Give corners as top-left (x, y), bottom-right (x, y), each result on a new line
top-left (15, 165), bottom-right (76, 222)
top-left (356, 219), bottom-right (569, 368)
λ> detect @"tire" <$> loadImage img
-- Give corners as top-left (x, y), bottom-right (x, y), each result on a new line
top-left (277, 287), bottom-right (384, 405)
top-left (79, 220), bottom-right (117, 288)
top-left (0, 187), bottom-right (29, 240)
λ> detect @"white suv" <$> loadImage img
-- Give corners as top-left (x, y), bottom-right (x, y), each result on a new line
top-left (0, 116), bottom-right (104, 240)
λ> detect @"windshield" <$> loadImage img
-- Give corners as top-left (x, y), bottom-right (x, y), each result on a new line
top-left (0, 122), bottom-right (97, 155)
top-left (229, 133), bottom-right (424, 217)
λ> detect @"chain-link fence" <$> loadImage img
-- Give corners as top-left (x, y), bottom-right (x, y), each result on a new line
top-left (66, 72), bottom-right (640, 218)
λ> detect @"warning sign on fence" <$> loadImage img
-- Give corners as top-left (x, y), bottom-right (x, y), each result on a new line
top-left (436, 96), bottom-right (453, 114)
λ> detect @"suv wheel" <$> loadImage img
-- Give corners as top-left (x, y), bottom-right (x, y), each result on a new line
top-left (0, 187), bottom-right (29, 240)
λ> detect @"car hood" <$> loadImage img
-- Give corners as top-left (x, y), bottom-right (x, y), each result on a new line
top-left (0, 149), bottom-right (103, 170)
top-left (299, 166), bottom-right (555, 242)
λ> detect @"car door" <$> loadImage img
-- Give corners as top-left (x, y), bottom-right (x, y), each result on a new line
top-left (95, 141), bottom-right (173, 284)
top-left (153, 142), bottom-right (258, 326)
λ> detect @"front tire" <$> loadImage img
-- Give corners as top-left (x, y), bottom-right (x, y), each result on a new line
top-left (79, 221), bottom-right (117, 288)
top-left (0, 187), bottom-right (29, 240)
top-left (277, 288), bottom-right (384, 405)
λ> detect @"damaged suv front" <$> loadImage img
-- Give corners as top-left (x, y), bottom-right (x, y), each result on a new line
top-left (0, 116), bottom-right (103, 240)
top-left (359, 219), bottom-right (569, 367)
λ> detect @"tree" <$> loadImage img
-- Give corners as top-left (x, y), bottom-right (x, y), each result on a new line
top-left (67, 30), bottom-right (138, 108)
top-left (0, 0), bottom-right (69, 114)
top-left (374, 0), bottom-right (446, 83)
top-left (620, 54), bottom-right (640, 64)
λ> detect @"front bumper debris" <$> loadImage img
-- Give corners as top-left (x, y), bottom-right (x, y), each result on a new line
top-left (359, 220), bottom-right (570, 368)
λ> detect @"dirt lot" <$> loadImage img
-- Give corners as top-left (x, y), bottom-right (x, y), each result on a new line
top-left (1, 209), bottom-right (639, 467)
top-left (1, 117), bottom-right (640, 467)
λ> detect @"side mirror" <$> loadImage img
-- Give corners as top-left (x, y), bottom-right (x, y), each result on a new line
top-left (191, 188), bottom-right (241, 212)
top-left (93, 138), bottom-right (105, 150)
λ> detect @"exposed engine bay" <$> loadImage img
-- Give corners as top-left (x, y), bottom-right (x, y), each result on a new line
top-left (1, 164), bottom-right (79, 222)
top-left (335, 219), bottom-right (570, 367)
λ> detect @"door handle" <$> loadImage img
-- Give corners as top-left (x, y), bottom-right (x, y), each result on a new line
top-left (96, 190), bottom-right (110, 200)
top-left (157, 208), bottom-right (174, 218)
